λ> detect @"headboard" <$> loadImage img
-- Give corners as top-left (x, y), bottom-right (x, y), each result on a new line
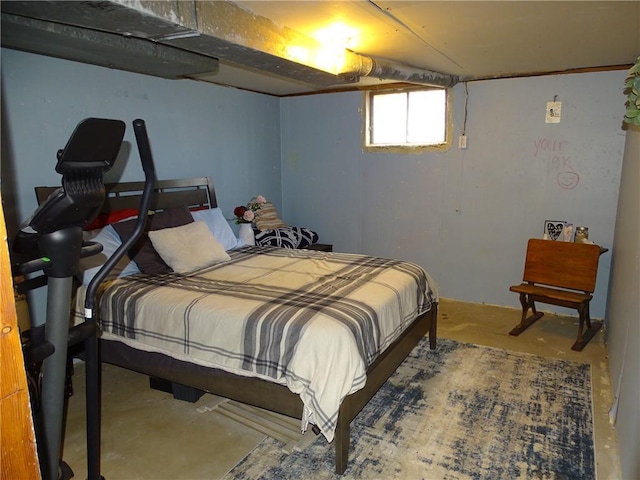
top-left (35, 177), bottom-right (218, 212)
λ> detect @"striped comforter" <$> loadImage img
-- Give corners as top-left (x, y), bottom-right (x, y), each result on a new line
top-left (96, 246), bottom-right (437, 442)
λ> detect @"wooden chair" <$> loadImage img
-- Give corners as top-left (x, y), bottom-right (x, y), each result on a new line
top-left (509, 238), bottom-right (603, 351)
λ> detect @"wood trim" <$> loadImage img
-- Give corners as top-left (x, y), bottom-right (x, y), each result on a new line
top-left (0, 193), bottom-right (41, 480)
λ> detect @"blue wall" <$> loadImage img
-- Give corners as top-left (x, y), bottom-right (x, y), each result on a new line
top-left (1, 49), bottom-right (628, 320)
top-left (280, 72), bottom-right (628, 319)
top-left (1, 49), bottom-right (282, 232)
top-left (1, 48), bottom-right (632, 473)
top-left (1, 49), bottom-right (281, 324)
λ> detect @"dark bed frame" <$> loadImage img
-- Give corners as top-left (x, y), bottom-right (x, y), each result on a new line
top-left (36, 177), bottom-right (438, 475)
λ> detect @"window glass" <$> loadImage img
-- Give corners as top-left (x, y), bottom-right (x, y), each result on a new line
top-left (367, 88), bottom-right (447, 149)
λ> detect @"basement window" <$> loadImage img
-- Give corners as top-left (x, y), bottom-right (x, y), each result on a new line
top-left (365, 87), bottom-right (448, 151)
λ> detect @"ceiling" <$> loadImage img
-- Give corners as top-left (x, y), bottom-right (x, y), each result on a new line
top-left (2, 1), bottom-right (639, 97)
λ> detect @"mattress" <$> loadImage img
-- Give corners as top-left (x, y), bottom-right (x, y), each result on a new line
top-left (82, 246), bottom-right (437, 441)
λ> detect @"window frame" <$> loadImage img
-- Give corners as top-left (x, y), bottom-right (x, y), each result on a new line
top-left (363, 85), bottom-right (452, 153)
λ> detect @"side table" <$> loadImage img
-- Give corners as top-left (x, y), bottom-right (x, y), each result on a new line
top-left (306, 243), bottom-right (333, 252)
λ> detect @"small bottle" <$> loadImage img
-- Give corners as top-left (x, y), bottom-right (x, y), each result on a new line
top-left (575, 226), bottom-right (589, 243)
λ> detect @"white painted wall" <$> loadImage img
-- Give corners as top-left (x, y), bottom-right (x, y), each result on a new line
top-left (280, 71), bottom-right (628, 319)
top-left (606, 126), bottom-right (640, 480)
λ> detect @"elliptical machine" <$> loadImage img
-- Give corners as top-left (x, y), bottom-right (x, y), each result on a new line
top-left (13, 118), bottom-right (157, 480)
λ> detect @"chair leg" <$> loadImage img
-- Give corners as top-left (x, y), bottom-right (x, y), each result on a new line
top-left (571, 302), bottom-right (602, 351)
top-left (509, 294), bottom-right (544, 336)
top-left (584, 302), bottom-right (592, 330)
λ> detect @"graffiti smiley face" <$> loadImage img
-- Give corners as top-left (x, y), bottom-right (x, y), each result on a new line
top-left (557, 171), bottom-right (580, 189)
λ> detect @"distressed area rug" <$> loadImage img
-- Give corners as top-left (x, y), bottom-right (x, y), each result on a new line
top-left (223, 339), bottom-right (595, 480)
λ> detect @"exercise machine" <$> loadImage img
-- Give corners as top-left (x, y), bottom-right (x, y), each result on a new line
top-left (13, 118), bottom-right (157, 480)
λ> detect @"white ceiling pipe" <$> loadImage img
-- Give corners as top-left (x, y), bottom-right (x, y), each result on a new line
top-left (353, 54), bottom-right (459, 88)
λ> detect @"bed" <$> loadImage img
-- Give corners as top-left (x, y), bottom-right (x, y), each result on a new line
top-left (35, 177), bottom-right (438, 474)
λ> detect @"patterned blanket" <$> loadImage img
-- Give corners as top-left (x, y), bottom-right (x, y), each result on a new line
top-left (95, 246), bottom-right (437, 441)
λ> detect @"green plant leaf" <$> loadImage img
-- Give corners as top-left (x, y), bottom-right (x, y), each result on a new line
top-left (622, 57), bottom-right (640, 125)
top-left (625, 109), bottom-right (640, 125)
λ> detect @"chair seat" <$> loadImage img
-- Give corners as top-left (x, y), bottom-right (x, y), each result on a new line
top-left (509, 283), bottom-right (591, 305)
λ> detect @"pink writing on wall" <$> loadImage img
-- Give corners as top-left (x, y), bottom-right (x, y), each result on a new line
top-left (533, 138), bottom-right (579, 189)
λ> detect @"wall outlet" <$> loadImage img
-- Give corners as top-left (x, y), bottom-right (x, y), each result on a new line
top-left (458, 134), bottom-right (468, 149)
top-left (545, 101), bottom-right (562, 123)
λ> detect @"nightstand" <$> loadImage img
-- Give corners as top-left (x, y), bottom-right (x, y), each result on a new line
top-left (306, 243), bottom-right (333, 252)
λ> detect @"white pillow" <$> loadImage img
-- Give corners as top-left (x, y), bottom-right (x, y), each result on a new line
top-left (148, 220), bottom-right (230, 273)
top-left (191, 208), bottom-right (243, 250)
top-left (79, 225), bottom-right (141, 287)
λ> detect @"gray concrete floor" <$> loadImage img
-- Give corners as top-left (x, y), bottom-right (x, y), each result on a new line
top-left (62, 299), bottom-right (621, 479)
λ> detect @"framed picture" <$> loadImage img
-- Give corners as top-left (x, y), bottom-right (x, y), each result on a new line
top-left (543, 220), bottom-right (573, 242)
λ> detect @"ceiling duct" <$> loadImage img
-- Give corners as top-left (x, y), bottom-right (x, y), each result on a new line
top-left (0, 0), bottom-right (458, 91)
top-left (344, 52), bottom-right (459, 89)
top-left (1, 12), bottom-right (219, 79)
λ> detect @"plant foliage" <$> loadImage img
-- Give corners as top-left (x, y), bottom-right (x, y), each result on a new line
top-left (624, 56), bottom-right (640, 126)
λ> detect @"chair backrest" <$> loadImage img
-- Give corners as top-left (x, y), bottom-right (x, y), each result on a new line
top-left (522, 238), bottom-right (601, 293)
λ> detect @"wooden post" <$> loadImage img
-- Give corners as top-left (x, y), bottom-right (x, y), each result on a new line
top-left (0, 193), bottom-right (41, 479)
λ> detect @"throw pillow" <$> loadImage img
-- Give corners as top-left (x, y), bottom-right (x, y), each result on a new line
top-left (191, 207), bottom-right (243, 250)
top-left (78, 225), bottom-right (141, 287)
top-left (254, 201), bottom-right (287, 231)
top-left (149, 220), bottom-right (230, 273)
top-left (254, 227), bottom-right (319, 249)
top-left (112, 205), bottom-right (194, 274)
top-left (83, 208), bottom-right (139, 231)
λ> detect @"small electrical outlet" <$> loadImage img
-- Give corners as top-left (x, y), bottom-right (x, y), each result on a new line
top-left (458, 134), bottom-right (468, 149)
top-left (545, 101), bottom-right (562, 123)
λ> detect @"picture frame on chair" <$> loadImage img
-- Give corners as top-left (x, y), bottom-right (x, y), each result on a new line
top-left (543, 220), bottom-right (573, 242)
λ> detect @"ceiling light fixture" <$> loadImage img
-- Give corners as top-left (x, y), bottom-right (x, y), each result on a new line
top-left (285, 22), bottom-right (359, 76)
top-left (312, 22), bottom-right (358, 75)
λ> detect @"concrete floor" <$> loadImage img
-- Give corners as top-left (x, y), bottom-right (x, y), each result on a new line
top-left (62, 299), bottom-right (621, 479)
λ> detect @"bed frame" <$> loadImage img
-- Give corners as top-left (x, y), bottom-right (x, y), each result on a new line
top-left (36, 177), bottom-right (438, 475)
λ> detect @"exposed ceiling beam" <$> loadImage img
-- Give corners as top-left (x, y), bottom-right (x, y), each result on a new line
top-left (0, 12), bottom-right (219, 79)
top-left (0, 0), bottom-right (458, 90)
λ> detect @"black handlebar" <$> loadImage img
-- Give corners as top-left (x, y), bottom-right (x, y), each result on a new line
top-left (84, 119), bottom-right (157, 313)
top-left (133, 118), bottom-right (157, 177)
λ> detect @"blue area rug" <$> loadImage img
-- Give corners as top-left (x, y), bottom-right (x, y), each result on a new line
top-left (224, 338), bottom-right (595, 479)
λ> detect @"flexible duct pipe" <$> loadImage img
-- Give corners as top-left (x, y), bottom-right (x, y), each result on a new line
top-left (354, 54), bottom-right (458, 88)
